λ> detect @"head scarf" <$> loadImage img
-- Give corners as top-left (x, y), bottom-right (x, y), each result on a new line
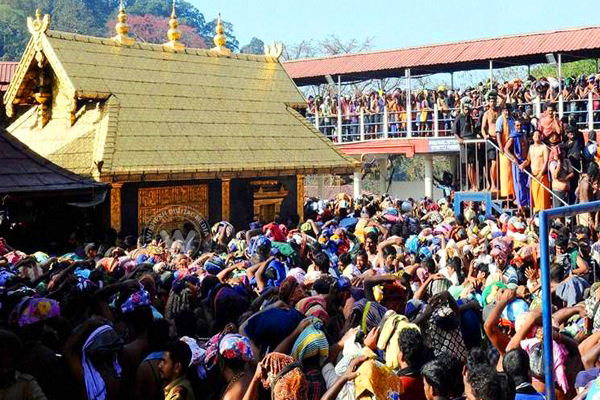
top-left (428, 277), bottom-right (452, 298)
top-left (295, 296), bottom-right (329, 324)
top-left (259, 353), bottom-right (308, 400)
top-left (291, 318), bottom-right (329, 366)
top-left (279, 276), bottom-right (306, 307)
top-left (120, 289), bottom-right (151, 313)
top-left (14, 297), bottom-right (59, 327)
top-left (244, 308), bottom-right (305, 351)
top-left (491, 236), bottom-right (512, 264)
top-left (377, 311), bottom-right (420, 369)
top-left (352, 299), bottom-right (387, 334)
top-left (354, 360), bottom-right (403, 400)
top-left (212, 221), bottom-right (235, 242)
top-left (227, 238), bottom-right (247, 258)
top-left (521, 338), bottom-right (569, 394)
top-left (0, 269), bottom-right (17, 287)
top-left (82, 325), bottom-right (123, 400)
top-left (180, 336), bottom-right (205, 367)
top-left (219, 334), bottom-right (253, 362)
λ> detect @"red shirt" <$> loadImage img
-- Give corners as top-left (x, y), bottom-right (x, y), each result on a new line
top-left (398, 372), bottom-right (426, 400)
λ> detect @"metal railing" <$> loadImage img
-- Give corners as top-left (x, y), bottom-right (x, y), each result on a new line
top-left (306, 94), bottom-right (600, 145)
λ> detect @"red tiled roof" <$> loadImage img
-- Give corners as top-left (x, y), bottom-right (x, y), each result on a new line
top-left (0, 62), bottom-right (18, 92)
top-left (283, 26), bottom-right (600, 85)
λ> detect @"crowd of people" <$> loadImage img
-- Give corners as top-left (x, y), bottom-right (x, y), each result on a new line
top-left (3, 188), bottom-right (600, 400)
top-left (305, 73), bottom-right (600, 140)
top-left (453, 85), bottom-right (600, 218)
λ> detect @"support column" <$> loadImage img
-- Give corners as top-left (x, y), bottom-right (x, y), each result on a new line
top-left (489, 60), bottom-right (494, 85)
top-left (589, 92), bottom-right (595, 131)
top-left (317, 175), bottom-right (325, 199)
top-left (450, 72), bottom-right (454, 91)
top-left (406, 68), bottom-right (412, 138)
top-left (296, 174), bottom-right (304, 220)
top-left (337, 75), bottom-right (343, 142)
top-left (221, 179), bottom-right (231, 222)
top-left (379, 156), bottom-right (388, 194)
top-left (534, 96), bottom-right (541, 119)
top-left (423, 155), bottom-right (434, 198)
top-left (110, 182), bottom-right (123, 233)
top-left (558, 53), bottom-right (563, 119)
top-left (353, 171), bottom-right (361, 199)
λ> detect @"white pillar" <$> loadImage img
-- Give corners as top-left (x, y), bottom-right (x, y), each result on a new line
top-left (359, 109), bottom-right (365, 141)
top-left (379, 156), bottom-right (388, 194)
top-left (534, 96), bottom-right (541, 119)
top-left (433, 103), bottom-right (439, 137)
top-left (383, 105), bottom-right (389, 139)
top-left (589, 92), bottom-right (594, 131)
top-left (558, 94), bottom-right (564, 119)
top-left (337, 75), bottom-right (342, 142)
top-left (424, 154), bottom-right (434, 198)
top-left (406, 68), bottom-right (412, 138)
top-left (353, 171), bottom-right (361, 199)
top-left (317, 175), bottom-right (325, 199)
top-left (489, 60), bottom-right (494, 85)
top-left (315, 108), bottom-right (320, 130)
top-left (337, 106), bottom-right (342, 142)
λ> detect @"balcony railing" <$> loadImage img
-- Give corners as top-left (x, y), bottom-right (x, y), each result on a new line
top-left (307, 95), bottom-right (600, 144)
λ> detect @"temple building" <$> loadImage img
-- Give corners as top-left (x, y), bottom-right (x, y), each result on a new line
top-left (3, 6), bottom-right (355, 236)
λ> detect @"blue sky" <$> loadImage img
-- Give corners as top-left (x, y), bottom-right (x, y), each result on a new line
top-left (192, 0), bottom-right (600, 51)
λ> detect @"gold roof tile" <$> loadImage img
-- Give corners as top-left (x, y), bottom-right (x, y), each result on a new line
top-left (7, 30), bottom-right (354, 178)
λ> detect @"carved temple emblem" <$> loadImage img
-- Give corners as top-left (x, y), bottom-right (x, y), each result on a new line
top-left (27, 10), bottom-right (50, 68)
top-left (137, 185), bottom-right (209, 234)
top-left (251, 180), bottom-right (289, 224)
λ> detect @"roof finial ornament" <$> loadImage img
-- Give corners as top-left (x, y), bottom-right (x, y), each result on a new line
top-left (112, 0), bottom-right (135, 46)
top-left (164, 0), bottom-right (185, 51)
top-left (211, 13), bottom-right (231, 55)
top-left (27, 8), bottom-right (50, 35)
top-left (264, 41), bottom-right (284, 63)
top-left (27, 9), bottom-right (51, 68)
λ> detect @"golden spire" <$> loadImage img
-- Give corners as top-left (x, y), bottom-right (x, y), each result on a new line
top-left (112, 0), bottom-right (135, 46)
top-left (211, 13), bottom-right (231, 55)
top-left (164, 0), bottom-right (185, 51)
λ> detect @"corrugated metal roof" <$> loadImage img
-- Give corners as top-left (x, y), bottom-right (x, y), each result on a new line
top-left (0, 62), bottom-right (18, 92)
top-left (283, 26), bottom-right (600, 85)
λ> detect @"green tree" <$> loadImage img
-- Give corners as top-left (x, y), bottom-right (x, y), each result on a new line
top-left (531, 59), bottom-right (598, 80)
top-left (0, 0), bottom-right (240, 60)
top-left (0, 5), bottom-right (28, 61)
top-left (128, 0), bottom-right (206, 31)
top-left (240, 37), bottom-right (264, 55)
top-left (202, 17), bottom-right (239, 52)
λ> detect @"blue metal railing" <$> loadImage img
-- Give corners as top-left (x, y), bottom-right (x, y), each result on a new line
top-left (539, 200), bottom-right (600, 400)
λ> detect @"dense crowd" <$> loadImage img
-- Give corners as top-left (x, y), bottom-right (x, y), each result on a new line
top-left (4, 189), bottom-right (600, 400)
top-left (306, 73), bottom-right (600, 138)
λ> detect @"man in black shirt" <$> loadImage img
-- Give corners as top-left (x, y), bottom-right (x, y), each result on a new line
top-left (453, 97), bottom-right (478, 190)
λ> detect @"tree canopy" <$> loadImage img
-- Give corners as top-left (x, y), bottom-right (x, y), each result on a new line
top-left (240, 37), bottom-right (265, 55)
top-left (0, 0), bottom-right (239, 60)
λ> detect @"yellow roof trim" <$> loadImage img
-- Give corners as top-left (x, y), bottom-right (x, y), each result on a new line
top-left (2, 34), bottom-right (78, 117)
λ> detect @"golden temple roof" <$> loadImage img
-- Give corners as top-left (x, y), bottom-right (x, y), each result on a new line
top-left (4, 27), bottom-right (356, 182)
